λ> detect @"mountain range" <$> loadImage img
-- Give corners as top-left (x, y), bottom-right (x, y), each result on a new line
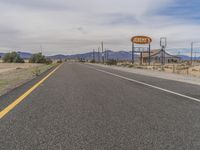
top-left (0, 51), bottom-right (32, 59)
top-left (0, 50), bottom-right (199, 61)
top-left (48, 50), bottom-right (133, 60)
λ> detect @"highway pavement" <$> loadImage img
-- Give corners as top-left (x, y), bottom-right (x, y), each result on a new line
top-left (0, 62), bottom-right (200, 150)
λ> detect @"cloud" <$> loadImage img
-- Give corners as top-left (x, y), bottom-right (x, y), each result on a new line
top-left (0, 0), bottom-right (69, 11)
top-left (0, 0), bottom-right (199, 55)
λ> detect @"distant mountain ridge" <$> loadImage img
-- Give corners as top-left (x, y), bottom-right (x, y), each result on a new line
top-left (17, 52), bottom-right (32, 59)
top-left (48, 50), bottom-right (200, 61)
top-left (0, 52), bottom-right (32, 59)
top-left (0, 53), bottom-right (4, 57)
top-left (0, 50), bottom-right (199, 60)
top-left (48, 50), bottom-right (133, 60)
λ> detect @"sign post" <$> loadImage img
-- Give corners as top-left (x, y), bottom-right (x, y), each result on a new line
top-left (148, 43), bottom-right (151, 65)
top-left (131, 36), bottom-right (152, 65)
top-left (132, 43), bottom-right (134, 64)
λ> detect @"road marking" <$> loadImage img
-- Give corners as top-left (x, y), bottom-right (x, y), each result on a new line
top-left (88, 66), bottom-right (200, 103)
top-left (0, 64), bottom-right (62, 119)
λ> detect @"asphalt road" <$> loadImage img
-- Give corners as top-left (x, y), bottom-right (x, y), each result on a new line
top-left (1, 63), bottom-right (200, 150)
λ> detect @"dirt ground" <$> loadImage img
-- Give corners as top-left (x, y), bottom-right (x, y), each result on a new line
top-left (0, 63), bottom-right (55, 96)
top-left (0, 63), bottom-right (42, 74)
top-left (118, 62), bottom-right (200, 78)
top-left (90, 63), bottom-right (200, 86)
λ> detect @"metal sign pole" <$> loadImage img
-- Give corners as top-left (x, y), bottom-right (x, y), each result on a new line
top-left (101, 41), bottom-right (104, 63)
top-left (148, 44), bottom-right (151, 65)
top-left (98, 48), bottom-right (100, 63)
top-left (132, 43), bottom-right (134, 64)
top-left (191, 42), bottom-right (193, 65)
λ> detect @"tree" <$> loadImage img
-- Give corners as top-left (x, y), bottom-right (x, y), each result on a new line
top-left (3, 52), bottom-right (24, 63)
top-left (29, 53), bottom-right (47, 63)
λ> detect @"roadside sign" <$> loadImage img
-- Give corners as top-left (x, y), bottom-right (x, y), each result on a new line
top-left (131, 36), bottom-right (152, 44)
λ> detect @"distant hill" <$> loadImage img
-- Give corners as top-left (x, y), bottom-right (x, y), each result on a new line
top-left (0, 50), bottom-right (199, 61)
top-left (0, 53), bottom-right (4, 58)
top-left (106, 50), bottom-right (132, 60)
top-left (17, 52), bottom-right (32, 59)
top-left (179, 55), bottom-right (190, 60)
top-left (47, 51), bottom-right (200, 61)
top-left (178, 55), bottom-right (200, 60)
top-left (0, 52), bottom-right (32, 59)
top-left (48, 50), bottom-right (133, 61)
top-left (48, 54), bottom-right (66, 60)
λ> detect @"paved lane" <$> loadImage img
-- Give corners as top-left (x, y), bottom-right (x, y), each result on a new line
top-left (1, 63), bottom-right (200, 150)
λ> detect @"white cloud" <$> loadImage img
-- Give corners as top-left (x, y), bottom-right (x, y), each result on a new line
top-left (0, 0), bottom-right (199, 55)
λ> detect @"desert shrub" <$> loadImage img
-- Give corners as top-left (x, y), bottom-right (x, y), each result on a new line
top-left (57, 59), bottom-right (63, 63)
top-left (3, 51), bottom-right (24, 63)
top-left (128, 64), bottom-right (134, 68)
top-left (78, 58), bottom-right (86, 63)
top-left (29, 53), bottom-right (51, 64)
top-left (106, 59), bottom-right (117, 65)
top-left (90, 59), bottom-right (96, 63)
top-left (45, 58), bottom-right (53, 64)
top-left (32, 67), bottom-right (41, 76)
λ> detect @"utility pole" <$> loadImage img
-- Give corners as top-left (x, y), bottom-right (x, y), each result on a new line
top-left (105, 48), bottom-right (108, 62)
top-left (101, 41), bottom-right (104, 63)
top-left (40, 45), bottom-right (43, 54)
top-left (98, 47), bottom-right (100, 63)
top-left (106, 49), bottom-right (109, 61)
top-left (191, 42), bottom-right (193, 65)
top-left (93, 49), bottom-right (95, 61)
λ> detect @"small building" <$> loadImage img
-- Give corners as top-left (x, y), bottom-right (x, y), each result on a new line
top-left (140, 49), bottom-right (181, 64)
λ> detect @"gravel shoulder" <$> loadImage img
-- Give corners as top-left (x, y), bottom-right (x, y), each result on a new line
top-left (88, 63), bottom-right (200, 86)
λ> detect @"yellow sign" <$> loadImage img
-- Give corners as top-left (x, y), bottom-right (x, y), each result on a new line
top-left (131, 36), bottom-right (152, 44)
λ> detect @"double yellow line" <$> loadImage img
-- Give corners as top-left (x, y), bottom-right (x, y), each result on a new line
top-left (0, 64), bottom-right (62, 119)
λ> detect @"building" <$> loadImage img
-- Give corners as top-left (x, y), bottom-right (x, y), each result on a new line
top-left (140, 49), bottom-right (180, 64)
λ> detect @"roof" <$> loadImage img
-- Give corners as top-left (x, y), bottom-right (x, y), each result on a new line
top-left (141, 49), bottom-right (179, 58)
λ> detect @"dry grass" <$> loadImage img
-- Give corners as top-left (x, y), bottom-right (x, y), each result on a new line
top-left (0, 63), bottom-right (56, 96)
top-left (0, 63), bottom-right (42, 73)
top-left (118, 62), bottom-right (200, 77)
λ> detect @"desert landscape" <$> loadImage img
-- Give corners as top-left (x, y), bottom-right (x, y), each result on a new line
top-left (117, 62), bottom-right (200, 77)
top-left (0, 63), bottom-right (55, 96)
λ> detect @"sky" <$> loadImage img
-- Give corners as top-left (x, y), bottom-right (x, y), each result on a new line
top-left (0, 0), bottom-right (200, 55)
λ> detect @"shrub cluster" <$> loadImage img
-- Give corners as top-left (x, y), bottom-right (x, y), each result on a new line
top-left (106, 59), bottom-right (117, 65)
top-left (29, 53), bottom-right (53, 64)
top-left (29, 53), bottom-right (47, 63)
top-left (90, 59), bottom-right (96, 63)
top-left (3, 52), bottom-right (24, 63)
top-left (3, 52), bottom-right (53, 64)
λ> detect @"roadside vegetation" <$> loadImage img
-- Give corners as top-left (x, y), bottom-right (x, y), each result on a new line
top-left (89, 59), bottom-right (200, 78)
top-left (3, 51), bottom-right (24, 63)
top-left (106, 59), bottom-right (117, 65)
top-left (29, 53), bottom-right (52, 64)
top-left (0, 63), bottom-right (56, 96)
top-left (3, 51), bottom-right (53, 64)
top-left (0, 51), bottom-right (59, 96)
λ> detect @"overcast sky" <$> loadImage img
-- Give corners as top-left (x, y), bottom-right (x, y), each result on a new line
top-left (0, 0), bottom-right (200, 55)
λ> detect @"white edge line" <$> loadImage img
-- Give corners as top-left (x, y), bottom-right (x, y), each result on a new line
top-left (86, 65), bottom-right (200, 103)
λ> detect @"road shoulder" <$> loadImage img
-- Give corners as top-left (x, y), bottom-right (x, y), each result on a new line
top-left (88, 63), bottom-right (200, 86)
top-left (0, 64), bottom-right (59, 111)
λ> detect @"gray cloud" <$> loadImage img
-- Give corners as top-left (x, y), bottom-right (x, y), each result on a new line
top-left (0, 0), bottom-right (69, 11)
top-left (0, 0), bottom-right (199, 55)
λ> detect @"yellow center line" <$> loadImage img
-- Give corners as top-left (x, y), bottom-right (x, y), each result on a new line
top-left (0, 64), bottom-right (62, 119)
